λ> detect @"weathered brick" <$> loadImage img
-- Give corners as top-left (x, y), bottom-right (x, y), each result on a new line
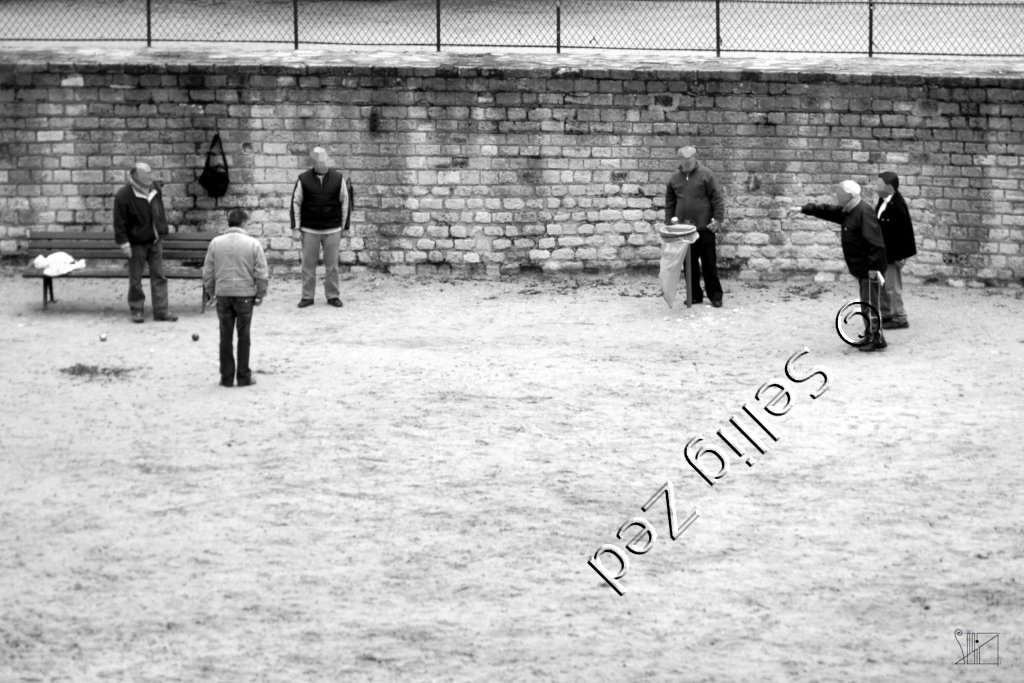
top-left (0, 52), bottom-right (1017, 283)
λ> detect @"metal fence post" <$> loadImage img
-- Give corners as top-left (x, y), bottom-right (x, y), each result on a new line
top-left (436, 0), bottom-right (441, 51)
top-left (146, 0), bottom-right (152, 47)
top-left (556, 0), bottom-right (561, 54)
top-left (293, 0), bottom-right (299, 48)
top-left (868, 0), bottom-right (874, 56)
top-left (715, 0), bottom-right (721, 57)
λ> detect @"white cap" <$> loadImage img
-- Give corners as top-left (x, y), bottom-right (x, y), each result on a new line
top-left (839, 179), bottom-right (861, 196)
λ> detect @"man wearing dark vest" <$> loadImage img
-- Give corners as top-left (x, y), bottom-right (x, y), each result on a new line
top-left (290, 147), bottom-right (352, 308)
top-left (113, 162), bottom-right (178, 323)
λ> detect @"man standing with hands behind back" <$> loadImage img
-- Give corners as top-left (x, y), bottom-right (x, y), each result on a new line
top-left (203, 209), bottom-right (268, 388)
top-left (874, 171), bottom-right (916, 329)
top-left (290, 147), bottom-right (352, 309)
top-left (113, 161), bottom-right (177, 323)
top-left (665, 146), bottom-right (727, 307)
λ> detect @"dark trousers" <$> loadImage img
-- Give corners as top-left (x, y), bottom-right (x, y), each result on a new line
top-left (128, 241), bottom-right (169, 314)
top-left (858, 277), bottom-right (883, 335)
top-left (217, 296), bottom-right (254, 385)
top-left (690, 229), bottom-right (723, 300)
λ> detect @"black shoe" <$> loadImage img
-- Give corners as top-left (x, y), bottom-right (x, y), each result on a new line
top-left (131, 311), bottom-right (145, 324)
top-left (220, 378), bottom-right (233, 387)
top-left (297, 299), bottom-right (314, 308)
top-left (882, 320), bottom-right (909, 329)
top-left (711, 297), bottom-right (723, 308)
top-left (690, 297), bottom-right (704, 304)
top-left (327, 298), bottom-right (344, 308)
top-left (859, 332), bottom-right (886, 352)
top-left (154, 312), bottom-right (178, 322)
top-left (237, 378), bottom-right (256, 387)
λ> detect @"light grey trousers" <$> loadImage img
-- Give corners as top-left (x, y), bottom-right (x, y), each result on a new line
top-left (880, 261), bottom-right (907, 323)
top-left (300, 230), bottom-right (341, 301)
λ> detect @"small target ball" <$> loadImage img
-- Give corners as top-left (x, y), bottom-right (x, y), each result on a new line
top-left (192, 333), bottom-right (199, 341)
top-left (100, 333), bottom-right (108, 342)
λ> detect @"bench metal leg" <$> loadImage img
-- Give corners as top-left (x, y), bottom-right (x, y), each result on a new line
top-left (43, 277), bottom-right (55, 309)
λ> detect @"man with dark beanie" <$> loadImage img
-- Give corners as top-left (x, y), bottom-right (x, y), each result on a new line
top-left (801, 180), bottom-right (889, 352)
top-left (874, 171), bottom-right (916, 329)
top-left (113, 162), bottom-right (177, 323)
top-left (665, 146), bottom-right (727, 307)
top-left (290, 147), bottom-right (352, 308)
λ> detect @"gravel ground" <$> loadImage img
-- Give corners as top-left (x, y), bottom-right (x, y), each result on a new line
top-left (1, 271), bottom-right (1022, 681)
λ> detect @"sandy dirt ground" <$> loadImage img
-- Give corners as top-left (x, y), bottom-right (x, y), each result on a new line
top-left (1, 270), bottom-right (1022, 682)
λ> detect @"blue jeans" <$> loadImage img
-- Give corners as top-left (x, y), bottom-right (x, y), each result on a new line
top-left (128, 241), bottom-right (169, 314)
top-left (217, 296), bottom-right (254, 384)
top-left (858, 276), bottom-right (883, 335)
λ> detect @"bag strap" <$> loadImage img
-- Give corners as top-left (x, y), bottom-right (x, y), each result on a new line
top-left (205, 133), bottom-right (228, 172)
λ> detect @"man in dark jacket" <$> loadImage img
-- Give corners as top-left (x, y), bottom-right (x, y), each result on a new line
top-left (801, 180), bottom-right (889, 352)
top-left (290, 147), bottom-right (352, 309)
top-left (113, 162), bottom-right (177, 323)
top-left (665, 146), bottom-right (726, 306)
top-left (874, 171), bottom-right (916, 329)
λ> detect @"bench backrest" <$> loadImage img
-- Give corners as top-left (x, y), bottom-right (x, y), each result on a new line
top-left (26, 231), bottom-right (214, 263)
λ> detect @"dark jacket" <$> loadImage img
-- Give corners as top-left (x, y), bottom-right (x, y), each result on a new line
top-left (290, 168), bottom-right (351, 232)
top-left (801, 200), bottom-right (887, 278)
top-left (665, 163), bottom-right (725, 231)
top-left (113, 182), bottom-right (168, 246)
top-left (875, 191), bottom-right (917, 263)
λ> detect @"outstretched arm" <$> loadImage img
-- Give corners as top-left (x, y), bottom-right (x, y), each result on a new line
top-left (800, 203), bottom-right (845, 224)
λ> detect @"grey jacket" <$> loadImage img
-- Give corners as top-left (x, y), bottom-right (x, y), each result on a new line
top-left (202, 228), bottom-right (269, 298)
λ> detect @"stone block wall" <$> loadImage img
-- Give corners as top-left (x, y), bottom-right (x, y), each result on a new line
top-left (1, 49), bottom-right (1022, 285)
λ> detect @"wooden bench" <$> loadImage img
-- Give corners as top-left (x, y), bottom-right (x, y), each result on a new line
top-left (22, 231), bottom-right (215, 312)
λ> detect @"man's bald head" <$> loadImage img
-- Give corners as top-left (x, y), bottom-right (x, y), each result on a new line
top-left (678, 146), bottom-right (698, 173)
top-left (311, 147), bottom-right (330, 175)
top-left (131, 162), bottom-right (153, 188)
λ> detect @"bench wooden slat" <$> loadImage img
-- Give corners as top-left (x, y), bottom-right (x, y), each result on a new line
top-left (24, 268), bottom-right (203, 279)
top-left (28, 231), bottom-right (216, 240)
top-left (25, 249), bottom-right (207, 258)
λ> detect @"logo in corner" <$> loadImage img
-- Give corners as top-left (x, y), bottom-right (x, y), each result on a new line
top-left (954, 629), bottom-right (1000, 665)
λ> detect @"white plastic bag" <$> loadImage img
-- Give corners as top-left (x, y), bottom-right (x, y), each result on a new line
top-left (659, 237), bottom-right (691, 308)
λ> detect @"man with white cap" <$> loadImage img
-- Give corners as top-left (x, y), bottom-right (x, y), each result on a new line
top-left (665, 146), bottom-right (727, 306)
top-left (801, 180), bottom-right (889, 351)
top-left (290, 146), bottom-right (352, 309)
top-left (113, 161), bottom-right (177, 323)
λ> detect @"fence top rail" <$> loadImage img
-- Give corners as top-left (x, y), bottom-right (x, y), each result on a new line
top-left (717, 0), bottom-right (1024, 5)
top-left (3, 43), bottom-right (1023, 78)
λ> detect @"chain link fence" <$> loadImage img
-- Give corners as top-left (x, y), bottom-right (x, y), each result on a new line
top-left (1, 0), bottom-right (1022, 56)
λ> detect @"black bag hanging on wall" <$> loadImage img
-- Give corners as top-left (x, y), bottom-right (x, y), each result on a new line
top-left (198, 133), bottom-right (229, 198)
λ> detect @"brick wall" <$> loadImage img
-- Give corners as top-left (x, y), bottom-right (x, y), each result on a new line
top-left (1, 49), bottom-right (1022, 285)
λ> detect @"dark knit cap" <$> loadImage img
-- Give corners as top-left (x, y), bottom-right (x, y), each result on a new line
top-left (878, 171), bottom-right (899, 191)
